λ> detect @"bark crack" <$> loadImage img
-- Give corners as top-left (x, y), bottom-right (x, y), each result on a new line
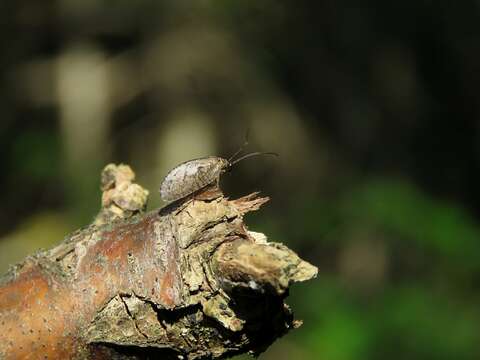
top-left (119, 294), bottom-right (149, 340)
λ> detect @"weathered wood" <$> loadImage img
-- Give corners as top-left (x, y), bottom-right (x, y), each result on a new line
top-left (0, 164), bottom-right (317, 359)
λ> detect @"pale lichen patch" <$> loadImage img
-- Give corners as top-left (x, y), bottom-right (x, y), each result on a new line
top-left (95, 163), bottom-right (149, 226)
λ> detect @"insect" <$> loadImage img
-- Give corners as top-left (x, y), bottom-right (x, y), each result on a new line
top-left (159, 144), bottom-right (277, 203)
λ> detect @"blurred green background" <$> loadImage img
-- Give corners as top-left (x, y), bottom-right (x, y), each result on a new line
top-left (2, 1), bottom-right (480, 359)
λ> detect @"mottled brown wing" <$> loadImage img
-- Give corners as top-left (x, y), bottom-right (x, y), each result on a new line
top-left (159, 157), bottom-right (226, 202)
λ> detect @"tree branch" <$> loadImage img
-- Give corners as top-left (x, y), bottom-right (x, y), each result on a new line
top-left (0, 164), bottom-right (317, 359)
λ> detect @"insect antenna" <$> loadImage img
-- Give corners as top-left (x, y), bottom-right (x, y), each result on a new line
top-left (227, 129), bottom-right (251, 163)
top-left (229, 151), bottom-right (278, 166)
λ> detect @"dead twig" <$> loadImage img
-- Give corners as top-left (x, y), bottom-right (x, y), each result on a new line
top-left (0, 163), bottom-right (317, 359)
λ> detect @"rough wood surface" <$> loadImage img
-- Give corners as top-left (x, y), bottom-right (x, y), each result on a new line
top-left (0, 164), bottom-right (317, 359)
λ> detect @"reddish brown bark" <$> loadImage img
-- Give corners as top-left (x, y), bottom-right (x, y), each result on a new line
top-left (0, 164), bottom-right (317, 359)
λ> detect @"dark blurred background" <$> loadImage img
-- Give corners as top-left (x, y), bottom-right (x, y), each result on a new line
top-left (2, 1), bottom-right (480, 359)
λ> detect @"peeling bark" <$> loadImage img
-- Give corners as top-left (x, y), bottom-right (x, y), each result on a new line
top-left (0, 164), bottom-right (317, 359)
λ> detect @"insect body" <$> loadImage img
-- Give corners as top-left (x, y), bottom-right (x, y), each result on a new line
top-left (159, 151), bottom-right (276, 203)
top-left (160, 156), bottom-right (228, 203)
